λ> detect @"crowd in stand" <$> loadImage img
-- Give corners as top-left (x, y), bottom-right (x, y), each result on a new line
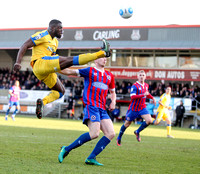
top-left (116, 80), bottom-right (200, 99)
top-left (0, 68), bottom-right (200, 100)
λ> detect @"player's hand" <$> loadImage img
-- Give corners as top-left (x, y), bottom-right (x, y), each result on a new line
top-left (168, 106), bottom-right (172, 110)
top-left (13, 63), bottom-right (21, 71)
top-left (109, 102), bottom-right (115, 111)
top-left (153, 98), bottom-right (156, 106)
top-left (164, 105), bottom-right (170, 109)
top-left (144, 91), bottom-right (149, 96)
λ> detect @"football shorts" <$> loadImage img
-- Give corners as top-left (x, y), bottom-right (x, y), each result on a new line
top-left (156, 110), bottom-right (170, 122)
top-left (125, 108), bottom-right (150, 121)
top-left (32, 56), bottom-right (61, 88)
top-left (83, 105), bottom-right (110, 125)
top-left (8, 101), bottom-right (20, 107)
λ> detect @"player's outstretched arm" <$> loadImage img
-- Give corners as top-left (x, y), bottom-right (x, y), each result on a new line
top-left (14, 38), bottom-right (34, 71)
top-left (158, 100), bottom-right (167, 108)
top-left (152, 97), bottom-right (156, 106)
top-left (59, 68), bottom-right (78, 76)
top-left (147, 93), bottom-right (156, 106)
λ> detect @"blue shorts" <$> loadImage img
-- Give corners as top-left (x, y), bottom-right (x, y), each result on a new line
top-left (126, 108), bottom-right (149, 121)
top-left (83, 105), bottom-right (110, 125)
top-left (8, 101), bottom-right (20, 107)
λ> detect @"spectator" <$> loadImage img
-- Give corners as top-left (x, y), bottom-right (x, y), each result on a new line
top-left (74, 86), bottom-right (82, 99)
top-left (146, 100), bottom-right (156, 118)
top-left (127, 82), bottom-right (132, 94)
top-left (148, 81), bottom-right (154, 94)
top-left (174, 87), bottom-right (180, 97)
top-left (174, 100), bottom-right (185, 127)
top-left (185, 91), bottom-right (190, 98)
top-left (66, 92), bottom-right (75, 119)
top-left (192, 92), bottom-right (198, 110)
top-left (106, 94), bottom-right (113, 121)
top-left (115, 81), bottom-right (121, 94)
top-left (161, 80), bottom-right (166, 92)
top-left (64, 79), bottom-right (73, 89)
top-left (121, 82), bottom-right (127, 94)
top-left (111, 105), bottom-right (121, 121)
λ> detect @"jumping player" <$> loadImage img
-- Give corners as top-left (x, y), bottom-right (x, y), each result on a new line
top-left (58, 57), bottom-right (116, 166)
top-left (5, 80), bottom-right (21, 121)
top-left (117, 70), bottom-right (156, 145)
top-left (153, 87), bottom-right (174, 138)
top-left (13, 19), bottom-right (111, 119)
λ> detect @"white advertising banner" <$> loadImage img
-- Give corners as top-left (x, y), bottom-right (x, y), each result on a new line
top-left (20, 90), bottom-right (64, 103)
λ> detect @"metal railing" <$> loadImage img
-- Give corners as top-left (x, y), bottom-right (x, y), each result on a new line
top-left (181, 97), bottom-right (200, 129)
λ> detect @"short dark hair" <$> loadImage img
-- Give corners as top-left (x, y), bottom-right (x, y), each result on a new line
top-left (49, 19), bottom-right (62, 27)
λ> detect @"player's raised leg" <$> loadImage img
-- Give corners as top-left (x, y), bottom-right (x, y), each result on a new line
top-left (58, 38), bottom-right (110, 70)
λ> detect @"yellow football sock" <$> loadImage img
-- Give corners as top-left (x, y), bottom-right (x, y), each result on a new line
top-left (74, 50), bottom-right (106, 65)
top-left (42, 90), bottom-right (60, 106)
top-left (167, 125), bottom-right (171, 135)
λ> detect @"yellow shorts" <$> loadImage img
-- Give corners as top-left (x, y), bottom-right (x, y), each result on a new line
top-left (156, 110), bottom-right (170, 122)
top-left (32, 56), bottom-right (61, 88)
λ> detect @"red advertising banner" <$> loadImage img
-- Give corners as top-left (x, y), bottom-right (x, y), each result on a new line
top-left (106, 68), bottom-right (200, 81)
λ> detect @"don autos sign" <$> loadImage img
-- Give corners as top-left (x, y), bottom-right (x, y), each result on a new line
top-left (107, 68), bottom-right (200, 81)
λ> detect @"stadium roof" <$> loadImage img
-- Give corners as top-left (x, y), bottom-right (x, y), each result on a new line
top-left (0, 25), bottom-right (200, 50)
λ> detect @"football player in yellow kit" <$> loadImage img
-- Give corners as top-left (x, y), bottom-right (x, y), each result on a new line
top-left (13, 19), bottom-right (111, 119)
top-left (153, 87), bottom-right (174, 138)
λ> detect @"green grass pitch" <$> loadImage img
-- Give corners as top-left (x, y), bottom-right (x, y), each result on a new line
top-left (0, 115), bottom-right (200, 174)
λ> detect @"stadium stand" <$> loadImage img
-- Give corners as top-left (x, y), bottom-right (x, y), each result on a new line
top-left (0, 25), bottom-right (200, 128)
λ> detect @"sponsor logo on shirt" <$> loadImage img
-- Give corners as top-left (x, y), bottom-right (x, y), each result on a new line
top-left (92, 82), bottom-right (108, 90)
top-left (35, 34), bottom-right (41, 40)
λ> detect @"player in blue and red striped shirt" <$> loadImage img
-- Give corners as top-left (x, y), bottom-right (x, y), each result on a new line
top-left (117, 70), bottom-right (156, 145)
top-left (79, 66), bottom-right (115, 111)
top-left (5, 80), bottom-right (21, 121)
top-left (58, 57), bottom-right (116, 166)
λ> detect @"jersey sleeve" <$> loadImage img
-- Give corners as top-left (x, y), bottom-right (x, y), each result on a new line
top-left (78, 67), bottom-right (91, 77)
top-left (130, 85), bottom-right (137, 96)
top-left (159, 94), bottom-right (164, 101)
top-left (109, 73), bottom-right (115, 91)
top-left (9, 87), bottom-right (14, 94)
top-left (31, 30), bottom-right (48, 46)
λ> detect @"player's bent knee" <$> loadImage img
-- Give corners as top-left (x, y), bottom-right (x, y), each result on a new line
top-left (90, 132), bottom-right (100, 139)
top-left (104, 132), bottom-right (115, 140)
top-left (146, 120), bottom-right (152, 124)
top-left (154, 121), bottom-right (159, 125)
top-left (124, 121), bottom-right (131, 127)
top-left (109, 131), bottom-right (115, 140)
